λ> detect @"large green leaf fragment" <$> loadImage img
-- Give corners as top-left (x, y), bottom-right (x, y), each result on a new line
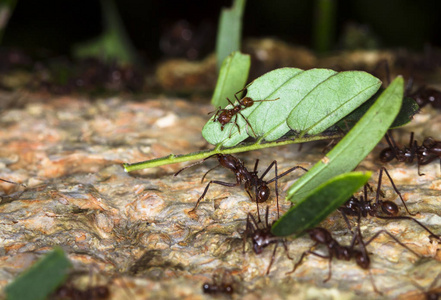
top-left (202, 68), bottom-right (381, 148)
top-left (5, 248), bottom-right (71, 300)
top-left (286, 76), bottom-right (404, 203)
top-left (287, 71), bottom-right (381, 135)
top-left (272, 172), bottom-right (371, 236)
top-left (216, 0), bottom-right (246, 70)
top-left (211, 51), bottom-right (251, 109)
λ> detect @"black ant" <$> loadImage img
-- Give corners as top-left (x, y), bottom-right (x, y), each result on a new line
top-left (338, 167), bottom-right (441, 241)
top-left (243, 207), bottom-right (292, 275)
top-left (175, 154), bottom-right (307, 219)
top-left (211, 88), bottom-right (279, 137)
top-left (288, 224), bottom-right (420, 294)
top-left (409, 85), bottom-right (441, 110)
top-left (202, 270), bottom-right (235, 295)
top-left (380, 132), bottom-right (441, 175)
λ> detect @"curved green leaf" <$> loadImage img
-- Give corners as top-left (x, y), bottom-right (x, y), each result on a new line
top-left (212, 51), bottom-right (250, 108)
top-left (202, 68), bottom-right (381, 147)
top-left (286, 76), bottom-right (404, 203)
top-left (272, 172), bottom-right (371, 236)
top-left (5, 247), bottom-right (71, 300)
top-left (287, 71), bottom-right (382, 135)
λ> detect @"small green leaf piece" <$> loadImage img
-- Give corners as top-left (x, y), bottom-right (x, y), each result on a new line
top-left (202, 68), bottom-right (381, 148)
top-left (211, 51), bottom-right (251, 109)
top-left (286, 76), bottom-right (404, 203)
top-left (272, 171), bottom-right (371, 236)
top-left (216, 0), bottom-right (246, 70)
top-left (5, 247), bottom-right (71, 300)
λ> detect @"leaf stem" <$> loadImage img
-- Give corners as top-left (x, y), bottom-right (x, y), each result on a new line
top-left (123, 134), bottom-right (342, 172)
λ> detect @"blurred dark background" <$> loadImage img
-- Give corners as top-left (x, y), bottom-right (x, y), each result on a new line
top-left (3, 0), bottom-right (440, 62)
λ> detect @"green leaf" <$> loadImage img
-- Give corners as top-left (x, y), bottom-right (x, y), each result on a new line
top-left (202, 68), bottom-right (381, 147)
top-left (216, 0), bottom-right (247, 70)
top-left (286, 76), bottom-right (404, 203)
top-left (335, 92), bottom-right (419, 131)
top-left (211, 51), bottom-right (251, 108)
top-left (272, 172), bottom-right (371, 236)
top-left (5, 247), bottom-right (71, 300)
top-left (73, 0), bottom-right (139, 65)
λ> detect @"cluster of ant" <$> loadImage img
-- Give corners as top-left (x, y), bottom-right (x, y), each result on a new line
top-left (173, 85), bottom-right (441, 297)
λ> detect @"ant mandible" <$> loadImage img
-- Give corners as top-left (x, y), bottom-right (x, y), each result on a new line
top-left (243, 207), bottom-right (293, 275)
top-left (175, 154), bottom-right (307, 220)
top-left (338, 167), bottom-right (441, 241)
top-left (287, 224), bottom-right (420, 294)
top-left (380, 132), bottom-right (441, 175)
top-left (211, 88), bottom-right (279, 137)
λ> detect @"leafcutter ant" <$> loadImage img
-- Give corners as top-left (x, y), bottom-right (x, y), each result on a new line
top-left (380, 132), bottom-right (441, 175)
top-left (409, 85), bottom-right (441, 110)
top-left (175, 154), bottom-right (307, 219)
top-left (211, 88), bottom-right (279, 137)
top-left (202, 270), bottom-right (235, 295)
top-left (287, 224), bottom-right (420, 294)
top-left (338, 167), bottom-right (441, 241)
top-left (243, 207), bottom-right (293, 275)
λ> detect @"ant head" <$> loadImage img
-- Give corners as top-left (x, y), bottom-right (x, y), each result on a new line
top-left (252, 241), bottom-right (264, 254)
top-left (202, 283), bottom-right (211, 293)
top-left (241, 97), bottom-right (254, 107)
top-left (380, 200), bottom-right (399, 216)
top-left (224, 284), bottom-right (234, 294)
top-left (354, 250), bottom-right (370, 269)
top-left (379, 148), bottom-right (396, 162)
top-left (256, 185), bottom-right (270, 203)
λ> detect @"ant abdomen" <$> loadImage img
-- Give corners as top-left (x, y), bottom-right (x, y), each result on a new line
top-left (379, 148), bottom-right (396, 163)
top-left (380, 201), bottom-right (399, 216)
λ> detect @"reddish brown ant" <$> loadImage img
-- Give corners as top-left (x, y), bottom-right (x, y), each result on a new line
top-left (243, 207), bottom-right (293, 275)
top-left (288, 224), bottom-right (420, 294)
top-left (211, 89), bottom-right (279, 137)
top-left (380, 132), bottom-right (441, 175)
top-left (338, 167), bottom-right (441, 241)
top-left (409, 85), bottom-right (441, 110)
top-left (175, 154), bottom-right (307, 219)
top-left (52, 284), bottom-right (110, 300)
top-left (202, 270), bottom-right (235, 295)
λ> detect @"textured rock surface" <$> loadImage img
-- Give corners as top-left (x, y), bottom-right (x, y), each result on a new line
top-left (0, 91), bottom-right (440, 299)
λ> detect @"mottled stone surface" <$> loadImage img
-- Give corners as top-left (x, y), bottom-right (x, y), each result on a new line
top-left (0, 90), bottom-right (440, 299)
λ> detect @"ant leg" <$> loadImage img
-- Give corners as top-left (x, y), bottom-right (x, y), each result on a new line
top-left (253, 159), bottom-right (259, 173)
top-left (266, 243), bottom-right (278, 275)
top-left (174, 154), bottom-right (220, 176)
top-left (238, 111), bottom-right (257, 137)
top-left (234, 87), bottom-right (248, 101)
top-left (266, 166), bottom-right (308, 183)
top-left (0, 178), bottom-right (24, 186)
top-left (282, 239), bottom-right (293, 260)
top-left (368, 269), bottom-right (382, 295)
top-left (378, 167), bottom-right (417, 215)
top-left (364, 230), bottom-right (420, 257)
top-left (375, 215), bottom-right (441, 241)
top-left (201, 165), bottom-right (221, 183)
top-left (189, 180), bottom-right (239, 213)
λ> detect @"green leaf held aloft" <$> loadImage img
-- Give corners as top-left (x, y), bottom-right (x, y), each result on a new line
top-left (272, 171), bottom-right (371, 236)
top-left (216, 0), bottom-right (246, 70)
top-left (202, 67), bottom-right (382, 147)
top-left (211, 51), bottom-right (251, 108)
top-left (5, 247), bottom-right (71, 300)
top-left (286, 76), bottom-right (404, 203)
